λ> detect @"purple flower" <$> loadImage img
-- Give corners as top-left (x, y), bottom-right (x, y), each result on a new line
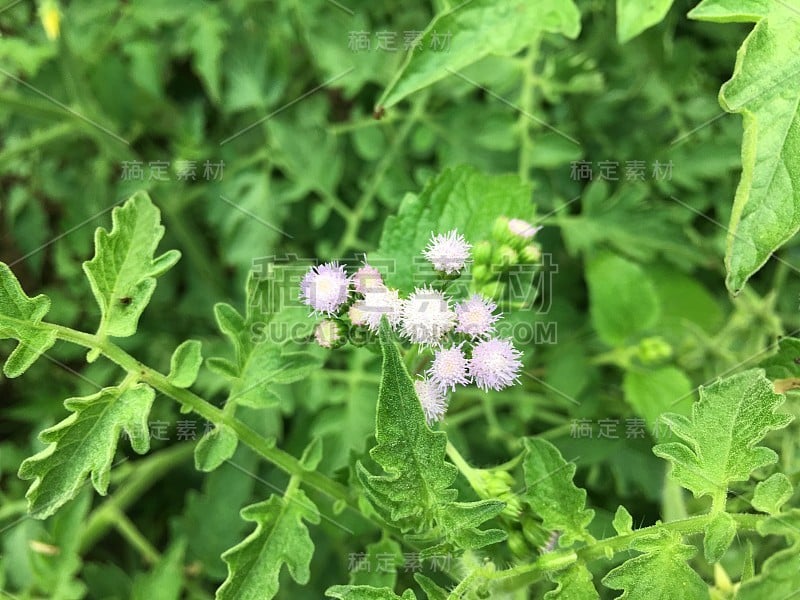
top-left (414, 377), bottom-right (449, 424)
top-left (299, 262), bottom-right (350, 314)
top-left (353, 264), bottom-right (383, 294)
top-left (428, 344), bottom-right (471, 391)
top-left (455, 294), bottom-right (500, 338)
top-left (468, 338), bottom-right (523, 391)
top-left (507, 218), bottom-right (542, 240)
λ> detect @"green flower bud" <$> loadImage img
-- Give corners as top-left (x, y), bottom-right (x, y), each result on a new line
top-left (471, 263), bottom-right (492, 285)
top-left (492, 216), bottom-right (511, 242)
top-left (519, 244), bottom-right (542, 264)
top-left (492, 245), bottom-right (518, 270)
top-left (637, 336), bottom-right (673, 365)
top-left (508, 532), bottom-right (530, 560)
top-left (472, 240), bottom-right (493, 265)
top-left (480, 281), bottom-right (506, 301)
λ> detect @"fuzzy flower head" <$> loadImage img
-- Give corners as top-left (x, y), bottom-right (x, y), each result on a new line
top-left (400, 286), bottom-right (456, 345)
top-left (300, 262), bottom-right (350, 314)
top-left (423, 230), bottom-right (472, 274)
top-left (428, 344), bottom-right (471, 391)
top-left (314, 319), bottom-right (344, 349)
top-left (414, 377), bottom-right (449, 424)
top-left (508, 219), bottom-right (542, 240)
top-left (349, 302), bottom-right (368, 326)
top-left (353, 264), bottom-right (383, 294)
top-left (361, 286), bottom-right (403, 331)
top-left (455, 294), bottom-right (500, 338)
top-left (469, 338), bottom-right (523, 392)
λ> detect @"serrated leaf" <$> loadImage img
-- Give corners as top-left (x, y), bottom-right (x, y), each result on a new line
top-left (653, 369), bottom-right (793, 508)
top-left (545, 563), bottom-right (599, 599)
top-left (0, 262), bottom-right (57, 378)
top-left (521, 438), bottom-right (594, 547)
top-left (82, 192), bottom-right (180, 341)
top-left (327, 586), bottom-right (417, 600)
top-left (194, 424), bottom-right (239, 472)
top-left (601, 529), bottom-right (707, 599)
top-left (616, 0), bottom-right (674, 43)
top-left (357, 321), bottom-right (505, 554)
top-left (378, 0), bottom-right (580, 109)
top-left (703, 511), bottom-right (736, 563)
top-left (687, 5), bottom-right (800, 292)
top-left (612, 505), bottom-right (634, 535)
top-left (374, 165), bottom-right (534, 292)
top-left (752, 473), bottom-right (793, 514)
top-left (167, 340), bottom-right (203, 388)
top-left (18, 383), bottom-right (155, 519)
top-left (217, 489), bottom-right (320, 600)
top-left (131, 540), bottom-right (186, 600)
top-left (586, 252), bottom-right (660, 347)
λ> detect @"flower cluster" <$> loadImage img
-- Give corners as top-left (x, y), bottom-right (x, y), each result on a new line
top-left (300, 227), bottom-right (531, 425)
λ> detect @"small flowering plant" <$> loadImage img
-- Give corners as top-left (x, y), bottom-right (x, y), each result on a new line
top-left (299, 224), bottom-right (537, 424)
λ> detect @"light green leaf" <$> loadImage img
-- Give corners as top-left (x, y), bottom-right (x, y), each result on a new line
top-left (357, 322), bottom-right (505, 555)
top-left (131, 540), bottom-right (186, 600)
top-left (616, 0), bottom-right (674, 43)
top-left (653, 369), bottom-right (793, 508)
top-left (612, 505), bottom-right (634, 535)
top-left (327, 586), bottom-right (416, 600)
top-left (737, 510), bottom-right (800, 599)
top-left (0, 262), bottom-right (57, 378)
top-left (688, 6), bottom-right (800, 292)
top-left (375, 165), bottom-right (534, 292)
top-left (544, 563), bottom-right (599, 599)
top-left (18, 383), bottom-right (155, 518)
top-left (194, 424), bottom-right (239, 472)
top-left (752, 473), bottom-right (793, 514)
top-left (688, 0), bottom-right (770, 23)
top-left (167, 340), bottom-right (203, 388)
top-left (413, 574), bottom-right (448, 600)
top-left (759, 336), bottom-right (800, 380)
top-left (82, 192), bottom-right (180, 342)
top-left (348, 537), bottom-right (403, 589)
top-left (703, 511), bottom-right (736, 563)
top-left (521, 438), bottom-right (595, 547)
top-left (378, 0), bottom-right (580, 109)
top-left (217, 490), bottom-right (320, 600)
top-left (586, 252), bottom-right (660, 347)
top-left (623, 366), bottom-right (693, 431)
top-left (601, 529), bottom-right (707, 599)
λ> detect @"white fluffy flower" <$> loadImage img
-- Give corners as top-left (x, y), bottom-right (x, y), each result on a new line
top-left (428, 344), bottom-right (471, 391)
top-left (469, 338), bottom-right (523, 392)
top-left (361, 286), bottom-right (403, 331)
top-left (423, 230), bottom-right (472, 274)
top-left (399, 286), bottom-right (456, 345)
top-left (299, 262), bottom-right (350, 314)
top-left (508, 218), bottom-right (542, 240)
top-left (455, 294), bottom-right (500, 338)
top-left (414, 377), bottom-right (449, 424)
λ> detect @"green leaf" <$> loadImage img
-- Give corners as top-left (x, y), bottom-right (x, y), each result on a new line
top-left (688, 6), bottom-right (800, 292)
top-left (217, 489), bottom-right (320, 600)
top-left (521, 438), bottom-right (595, 546)
top-left (0, 262), bottom-right (57, 378)
top-left (616, 0), bottom-right (674, 43)
top-left (612, 505), bottom-right (634, 535)
top-left (544, 563), bottom-right (599, 599)
top-left (601, 529), bottom-right (707, 599)
top-left (167, 340), bottom-right (203, 388)
top-left (703, 511), bottom-right (736, 563)
top-left (413, 574), bottom-right (448, 600)
top-left (623, 366), bottom-right (693, 431)
top-left (375, 165), bottom-right (534, 292)
top-left (194, 424), bottom-right (239, 473)
top-left (688, 0), bottom-right (770, 23)
top-left (327, 586), bottom-right (416, 600)
top-left (348, 537), bottom-right (403, 589)
top-left (357, 322), bottom-right (505, 555)
top-left (752, 473), bottom-right (793, 514)
top-left (586, 252), bottom-right (660, 347)
top-left (737, 511), bottom-right (800, 599)
top-left (653, 369), bottom-right (793, 508)
top-left (378, 0), bottom-right (580, 109)
top-left (18, 383), bottom-right (155, 519)
top-left (131, 540), bottom-right (186, 600)
top-left (82, 192), bottom-right (180, 342)
top-left (759, 336), bottom-right (800, 380)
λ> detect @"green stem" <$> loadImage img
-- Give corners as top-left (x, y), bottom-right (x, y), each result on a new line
top-left (111, 507), bottom-right (162, 564)
top-left (517, 38), bottom-right (541, 184)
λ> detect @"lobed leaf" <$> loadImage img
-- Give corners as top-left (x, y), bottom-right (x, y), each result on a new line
top-left (217, 490), bottom-right (320, 600)
top-left (544, 563), bottom-right (599, 599)
top-left (653, 369), bottom-right (793, 508)
top-left (0, 262), bottom-right (57, 378)
top-left (327, 586), bottom-right (416, 600)
top-left (18, 383), bottom-right (155, 518)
